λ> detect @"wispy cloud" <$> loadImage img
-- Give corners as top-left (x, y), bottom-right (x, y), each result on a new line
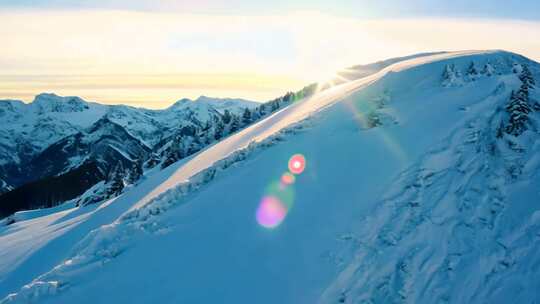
top-left (1, 10), bottom-right (540, 107)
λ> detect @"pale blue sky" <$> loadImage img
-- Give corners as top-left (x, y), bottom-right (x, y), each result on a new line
top-left (2, 0), bottom-right (539, 20)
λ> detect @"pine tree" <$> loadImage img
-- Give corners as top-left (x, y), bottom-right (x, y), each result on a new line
top-left (442, 64), bottom-right (462, 87)
top-left (466, 62), bottom-right (479, 80)
top-left (214, 119), bottom-right (225, 140)
top-left (482, 63), bottom-right (495, 76)
top-left (106, 162), bottom-right (125, 197)
top-left (503, 64), bottom-right (538, 136)
top-left (519, 64), bottom-right (536, 89)
top-left (442, 64), bottom-right (453, 82)
top-left (258, 104), bottom-right (267, 117)
top-left (271, 100), bottom-right (280, 111)
top-left (241, 107), bottom-right (252, 125)
top-left (229, 115), bottom-right (241, 133)
top-left (282, 92), bottom-right (294, 103)
top-left (222, 110), bottom-right (232, 124)
top-left (162, 136), bottom-right (184, 168)
top-left (126, 159), bottom-right (143, 184)
top-left (505, 88), bottom-right (532, 136)
top-left (251, 108), bottom-right (260, 121)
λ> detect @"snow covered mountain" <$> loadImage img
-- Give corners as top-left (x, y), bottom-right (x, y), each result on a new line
top-left (0, 94), bottom-right (258, 208)
top-left (0, 117), bottom-right (152, 217)
top-left (0, 94), bottom-right (256, 164)
top-left (1, 50), bottom-right (540, 304)
top-left (0, 94), bottom-right (256, 148)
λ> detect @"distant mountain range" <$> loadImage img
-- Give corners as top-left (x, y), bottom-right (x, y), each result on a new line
top-left (0, 87), bottom-right (316, 217)
top-left (0, 94), bottom-right (257, 214)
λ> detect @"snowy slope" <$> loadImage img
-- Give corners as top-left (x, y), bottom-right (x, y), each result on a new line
top-left (2, 50), bottom-right (540, 304)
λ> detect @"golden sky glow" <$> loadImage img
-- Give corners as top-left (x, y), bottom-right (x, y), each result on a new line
top-left (2, 10), bottom-right (540, 108)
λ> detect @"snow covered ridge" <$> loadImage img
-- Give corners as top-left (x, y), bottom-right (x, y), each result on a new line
top-left (0, 94), bottom-right (264, 215)
top-left (2, 50), bottom-right (540, 303)
top-left (320, 83), bottom-right (540, 303)
top-left (330, 52), bottom-right (447, 88)
top-left (0, 93), bottom-right (258, 165)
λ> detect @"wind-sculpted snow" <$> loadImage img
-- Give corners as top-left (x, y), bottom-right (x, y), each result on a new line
top-left (320, 84), bottom-right (540, 303)
top-left (2, 50), bottom-right (539, 303)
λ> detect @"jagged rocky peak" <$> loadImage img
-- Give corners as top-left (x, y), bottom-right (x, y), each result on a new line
top-left (31, 93), bottom-right (90, 113)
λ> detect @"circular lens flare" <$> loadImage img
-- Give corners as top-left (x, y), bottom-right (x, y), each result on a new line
top-left (288, 154), bottom-right (306, 175)
top-left (281, 172), bottom-right (296, 186)
top-left (256, 196), bottom-right (287, 228)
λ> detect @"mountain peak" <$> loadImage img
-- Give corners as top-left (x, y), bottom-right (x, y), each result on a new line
top-left (32, 93), bottom-right (89, 113)
top-left (33, 92), bottom-right (61, 100)
top-left (167, 98), bottom-right (196, 110)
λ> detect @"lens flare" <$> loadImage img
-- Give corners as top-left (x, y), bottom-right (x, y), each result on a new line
top-left (281, 172), bottom-right (296, 185)
top-left (256, 196), bottom-right (287, 228)
top-left (256, 154), bottom-right (307, 229)
top-left (266, 181), bottom-right (295, 209)
top-left (288, 154), bottom-right (306, 175)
